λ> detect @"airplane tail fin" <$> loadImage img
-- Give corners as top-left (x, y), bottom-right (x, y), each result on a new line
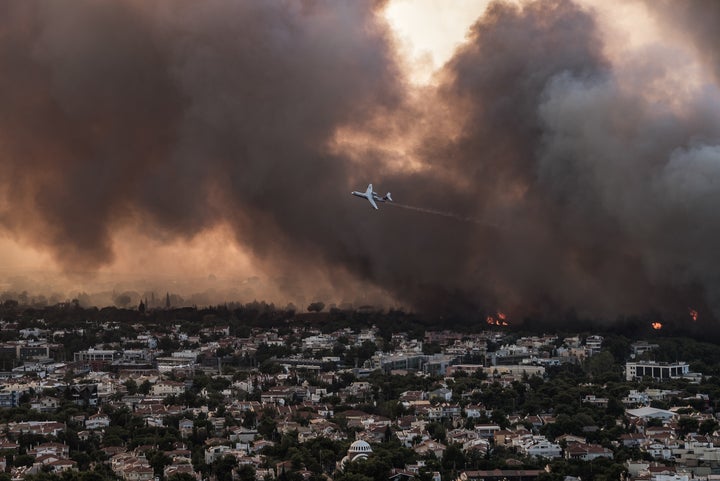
top-left (384, 193), bottom-right (393, 202)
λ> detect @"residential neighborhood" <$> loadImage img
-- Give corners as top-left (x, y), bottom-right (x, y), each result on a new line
top-left (0, 303), bottom-right (719, 481)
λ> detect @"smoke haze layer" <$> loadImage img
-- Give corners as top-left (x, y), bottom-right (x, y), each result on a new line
top-left (1, 0), bottom-right (719, 319)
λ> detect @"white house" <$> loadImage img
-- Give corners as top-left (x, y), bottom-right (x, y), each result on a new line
top-left (152, 380), bottom-right (187, 397)
top-left (205, 445), bottom-right (232, 464)
top-left (626, 407), bottom-right (676, 421)
top-left (85, 413), bottom-right (111, 430)
top-left (464, 405), bottom-right (486, 418)
top-left (564, 443), bottom-right (613, 461)
top-left (516, 436), bottom-right (562, 459)
top-left (474, 424), bottom-right (501, 438)
top-left (413, 440), bottom-right (447, 458)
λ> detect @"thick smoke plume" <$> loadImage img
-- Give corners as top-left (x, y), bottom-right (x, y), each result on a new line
top-left (1, 0), bottom-right (720, 320)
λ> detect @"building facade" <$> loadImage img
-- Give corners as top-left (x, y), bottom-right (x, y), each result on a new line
top-left (625, 361), bottom-right (690, 381)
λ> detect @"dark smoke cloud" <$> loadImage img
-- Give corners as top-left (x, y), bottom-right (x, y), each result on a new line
top-left (1, 0), bottom-right (720, 320)
top-left (641, 0), bottom-right (720, 81)
top-left (0, 1), bottom-right (183, 267)
top-left (405, 0), bottom-right (720, 318)
top-left (0, 0), bottom-right (401, 268)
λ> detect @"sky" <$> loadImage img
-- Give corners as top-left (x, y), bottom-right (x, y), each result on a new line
top-left (1, 0), bottom-right (720, 321)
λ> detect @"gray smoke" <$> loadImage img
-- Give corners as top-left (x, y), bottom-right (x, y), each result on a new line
top-left (641, 0), bottom-right (720, 82)
top-left (1, 0), bottom-right (719, 320)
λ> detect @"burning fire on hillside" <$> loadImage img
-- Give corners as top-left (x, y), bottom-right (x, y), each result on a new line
top-left (486, 311), bottom-right (509, 326)
top-left (689, 309), bottom-right (698, 322)
top-left (651, 322), bottom-right (663, 330)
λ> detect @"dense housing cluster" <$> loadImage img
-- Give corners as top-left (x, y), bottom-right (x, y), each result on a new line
top-left (0, 303), bottom-right (719, 481)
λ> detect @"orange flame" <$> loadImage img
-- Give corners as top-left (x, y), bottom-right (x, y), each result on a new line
top-left (486, 312), bottom-right (509, 326)
top-left (651, 322), bottom-right (663, 330)
top-left (689, 308), bottom-right (698, 322)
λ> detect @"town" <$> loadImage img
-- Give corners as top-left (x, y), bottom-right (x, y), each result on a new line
top-left (0, 301), bottom-right (719, 481)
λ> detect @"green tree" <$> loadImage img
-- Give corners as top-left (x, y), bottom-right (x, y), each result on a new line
top-left (422, 342), bottom-right (442, 355)
top-left (148, 451), bottom-right (172, 477)
top-left (212, 455), bottom-right (239, 481)
top-left (236, 466), bottom-right (256, 481)
top-left (124, 379), bottom-right (138, 395)
top-left (138, 379), bottom-right (152, 395)
top-left (442, 444), bottom-right (466, 473)
top-left (700, 418), bottom-right (719, 435)
top-left (678, 417), bottom-right (699, 436)
top-left (427, 422), bottom-right (447, 443)
top-left (606, 397), bottom-right (625, 417)
top-left (586, 351), bottom-right (619, 381)
top-left (491, 409), bottom-right (509, 429)
top-left (307, 302), bottom-right (325, 313)
top-left (13, 454), bottom-right (34, 467)
top-left (70, 451), bottom-right (92, 471)
top-left (167, 475), bottom-right (197, 481)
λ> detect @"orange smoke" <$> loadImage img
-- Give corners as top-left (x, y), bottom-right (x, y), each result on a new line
top-left (651, 322), bottom-right (662, 330)
top-left (689, 308), bottom-right (698, 322)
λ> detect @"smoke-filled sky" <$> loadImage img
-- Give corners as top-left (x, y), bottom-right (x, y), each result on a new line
top-left (1, 0), bottom-right (719, 319)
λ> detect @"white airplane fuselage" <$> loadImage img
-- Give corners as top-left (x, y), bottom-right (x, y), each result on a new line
top-left (351, 184), bottom-right (392, 210)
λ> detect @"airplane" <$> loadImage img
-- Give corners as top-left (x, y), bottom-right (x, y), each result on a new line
top-left (351, 184), bottom-right (393, 210)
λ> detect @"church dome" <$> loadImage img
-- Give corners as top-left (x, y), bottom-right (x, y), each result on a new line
top-left (338, 440), bottom-right (373, 469)
top-left (348, 440), bottom-right (373, 455)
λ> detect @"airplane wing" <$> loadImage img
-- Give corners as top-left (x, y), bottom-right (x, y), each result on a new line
top-left (368, 196), bottom-right (379, 210)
